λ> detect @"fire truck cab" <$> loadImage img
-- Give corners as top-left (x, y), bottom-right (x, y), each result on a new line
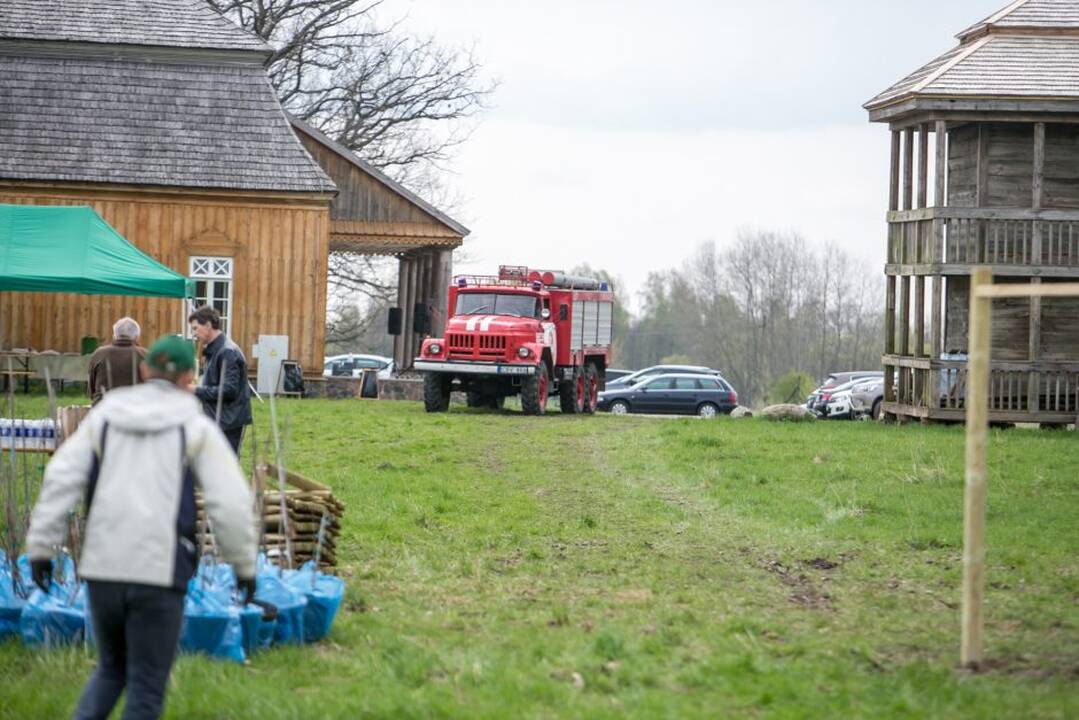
top-left (414, 266), bottom-right (615, 415)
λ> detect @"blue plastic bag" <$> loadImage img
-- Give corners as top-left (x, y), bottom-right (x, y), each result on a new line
top-left (285, 562), bottom-right (345, 643)
top-left (180, 584), bottom-right (246, 663)
top-left (0, 557), bottom-right (29, 639)
top-left (239, 604), bottom-right (264, 656)
top-left (19, 583), bottom-right (88, 648)
top-left (254, 571), bottom-right (306, 645)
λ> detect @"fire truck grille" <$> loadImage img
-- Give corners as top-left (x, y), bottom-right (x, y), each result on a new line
top-left (448, 333), bottom-right (474, 353)
top-left (447, 333), bottom-right (507, 359)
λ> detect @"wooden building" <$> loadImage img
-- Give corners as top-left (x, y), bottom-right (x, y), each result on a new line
top-left (290, 119), bottom-right (468, 372)
top-left (0, 0), bottom-right (337, 375)
top-left (865, 0), bottom-right (1079, 424)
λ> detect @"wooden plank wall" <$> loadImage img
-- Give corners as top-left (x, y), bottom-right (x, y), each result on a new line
top-left (947, 124), bottom-right (978, 207)
top-left (945, 277), bottom-right (1079, 361)
top-left (0, 189), bottom-right (330, 375)
top-left (294, 130), bottom-right (445, 226)
top-left (1045, 125), bottom-right (1079, 208)
top-left (949, 122), bottom-right (1079, 210)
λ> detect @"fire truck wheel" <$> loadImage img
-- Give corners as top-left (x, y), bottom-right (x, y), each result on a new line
top-left (558, 368), bottom-right (584, 414)
top-left (582, 365), bottom-right (598, 414)
top-left (610, 399), bottom-right (630, 415)
top-left (423, 373), bottom-right (451, 412)
top-left (521, 364), bottom-right (549, 415)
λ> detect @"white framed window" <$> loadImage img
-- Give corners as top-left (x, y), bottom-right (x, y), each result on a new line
top-left (189, 256), bottom-right (234, 335)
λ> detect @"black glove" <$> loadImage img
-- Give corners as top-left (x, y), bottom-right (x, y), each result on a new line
top-left (237, 576), bottom-right (257, 605)
top-left (31, 558), bottom-right (53, 594)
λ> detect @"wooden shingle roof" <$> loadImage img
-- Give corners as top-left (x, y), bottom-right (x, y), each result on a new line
top-left (0, 0), bottom-right (335, 194)
top-left (958, 0), bottom-right (1079, 40)
top-left (866, 0), bottom-right (1079, 120)
top-left (0, 54), bottom-right (336, 193)
top-left (0, 0), bottom-right (270, 53)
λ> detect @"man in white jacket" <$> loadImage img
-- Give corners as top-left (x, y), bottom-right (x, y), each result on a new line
top-left (26, 335), bottom-right (257, 720)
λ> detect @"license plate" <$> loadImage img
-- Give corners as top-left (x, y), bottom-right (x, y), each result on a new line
top-left (498, 365), bottom-right (531, 375)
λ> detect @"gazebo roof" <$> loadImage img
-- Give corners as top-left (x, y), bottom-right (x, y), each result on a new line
top-left (865, 0), bottom-right (1079, 122)
top-left (0, 0), bottom-right (335, 194)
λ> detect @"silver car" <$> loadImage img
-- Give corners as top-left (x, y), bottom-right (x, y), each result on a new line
top-left (848, 377), bottom-right (885, 420)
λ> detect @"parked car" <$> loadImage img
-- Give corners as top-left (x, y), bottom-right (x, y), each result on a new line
top-left (606, 364), bottom-right (723, 390)
top-left (323, 353), bottom-right (395, 380)
top-left (807, 370), bottom-right (883, 416)
top-left (597, 373), bottom-right (738, 418)
top-left (849, 377), bottom-right (885, 420)
top-left (605, 368), bottom-right (635, 383)
top-left (824, 380), bottom-right (860, 420)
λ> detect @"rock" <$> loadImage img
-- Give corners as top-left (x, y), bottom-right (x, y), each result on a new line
top-left (760, 404), bottom-right (817, 421)
top-left (730, 405), bottom-right (753, 418)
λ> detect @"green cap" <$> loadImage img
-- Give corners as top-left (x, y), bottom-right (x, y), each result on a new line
top-left (146, 335), bottom-right (196, 373)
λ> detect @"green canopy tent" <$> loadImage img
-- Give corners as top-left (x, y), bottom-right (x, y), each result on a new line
top-left (0, 204), bottom-right (193, 297)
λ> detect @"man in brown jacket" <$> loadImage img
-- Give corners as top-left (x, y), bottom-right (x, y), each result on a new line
top-left (88, 317), bottom-right (147, 404)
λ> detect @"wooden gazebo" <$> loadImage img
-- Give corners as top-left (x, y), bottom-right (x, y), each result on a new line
top-left (865, 0), bottom-right (1079, 424)
top-left (290, 119), bottom-right (468, 372)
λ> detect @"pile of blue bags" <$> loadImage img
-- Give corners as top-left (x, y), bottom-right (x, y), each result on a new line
top-left (0, 555), bottom-right (89, 648)
top-left (1, 553), bottom-right (346, 664)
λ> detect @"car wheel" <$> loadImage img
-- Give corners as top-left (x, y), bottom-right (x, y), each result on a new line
top-left (697, 402), bottom-right (719, 419)
top-left (871, 398), bottom-right (882, 421)
top-left (610, 399), bottom-right (630, 416)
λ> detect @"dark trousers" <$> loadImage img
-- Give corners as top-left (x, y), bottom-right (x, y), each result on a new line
top-left (223, 426), bottom-right (244, 455)
top-left (75, 581), bottom-right (185, 720)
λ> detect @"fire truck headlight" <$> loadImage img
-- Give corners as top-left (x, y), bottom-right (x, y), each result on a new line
top-left (518, 347), bottom-right (531, 358)
top-left (429, 343), bottom-right (441, 355)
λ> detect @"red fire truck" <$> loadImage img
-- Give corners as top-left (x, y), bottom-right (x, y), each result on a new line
top-left (414, 266), bottom-right (615, 414)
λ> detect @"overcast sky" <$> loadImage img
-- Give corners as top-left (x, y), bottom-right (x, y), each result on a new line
top-left (384, 0), bottom-right (1003, 308)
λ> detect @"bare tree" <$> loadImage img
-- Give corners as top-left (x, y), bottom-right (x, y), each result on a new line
top-left (207, 0), bottom-right (494, 177)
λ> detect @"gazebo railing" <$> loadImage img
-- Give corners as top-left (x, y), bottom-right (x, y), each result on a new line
top-left (887, 208), bottom-right (1079, 270)
top-left (883, 355), bottom-right (1079, 419)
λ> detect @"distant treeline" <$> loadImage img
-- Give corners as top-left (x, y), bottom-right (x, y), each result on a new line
top-left (581, 230), bottom-right (884, 406)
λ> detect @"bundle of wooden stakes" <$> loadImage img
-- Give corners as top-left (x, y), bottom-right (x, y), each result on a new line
top-left (196, 463), bottom-right (344, 572)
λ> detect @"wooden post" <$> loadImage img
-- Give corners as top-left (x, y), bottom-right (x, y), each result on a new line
top-left (1032, 122), bottom-right (1045, 211)
top-left (393, 256), bottom-right (409, 370)
top-left (962, 266), bottom-right (992, 669)
top-left (903, 128), bottom-right (915, 211)
top-left (918, 124), bottom-right (929, 209)
top-left (1029, 278), bottom-right (1042, 413)
top-left (884, 276), bottom-right (896, 408)
top-left (931, 275), bottom-right (943, 357)
top-left (915, 276), bottom-right (925, 358)
top-left (976, 124), bottom-right (989, 208)
top-left (934, 120), bottom-right (947, 208)
top-left (890, 130), bottom-right (901, 212)
top-left (898, 276), bottom-right (911, 404)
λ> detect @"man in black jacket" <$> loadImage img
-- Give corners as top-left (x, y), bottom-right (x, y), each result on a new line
top-left (188, 306), bottom-right (252, 453)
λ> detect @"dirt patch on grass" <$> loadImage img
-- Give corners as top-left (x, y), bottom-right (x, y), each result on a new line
top-left (758, 558), bottom-right (834, 610)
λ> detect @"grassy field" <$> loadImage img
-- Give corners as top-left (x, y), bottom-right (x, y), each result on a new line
top-left (1, 395), bottom-right (1077, 719)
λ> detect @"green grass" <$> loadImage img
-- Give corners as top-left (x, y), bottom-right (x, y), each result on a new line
top-left (1, 398), bottom-right (1077, 719)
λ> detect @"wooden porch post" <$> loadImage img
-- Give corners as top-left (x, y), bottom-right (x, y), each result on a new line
top-left (962, 266), bottom-right (992, 668)
top-left (918, 124), bottom-right (929, 209)
top-left (393, 255), bottom-right (408, 370)
top-left (1029, 122), bottom-right (1046, 412)
top-left (890, 131), bottom-right (901, 212)
top-left (903, 128), bottom-right (915, 211)
top-left (431, 249), bottom-right (453, 336)
top-left (898, 275), bottom-right (911, 403)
